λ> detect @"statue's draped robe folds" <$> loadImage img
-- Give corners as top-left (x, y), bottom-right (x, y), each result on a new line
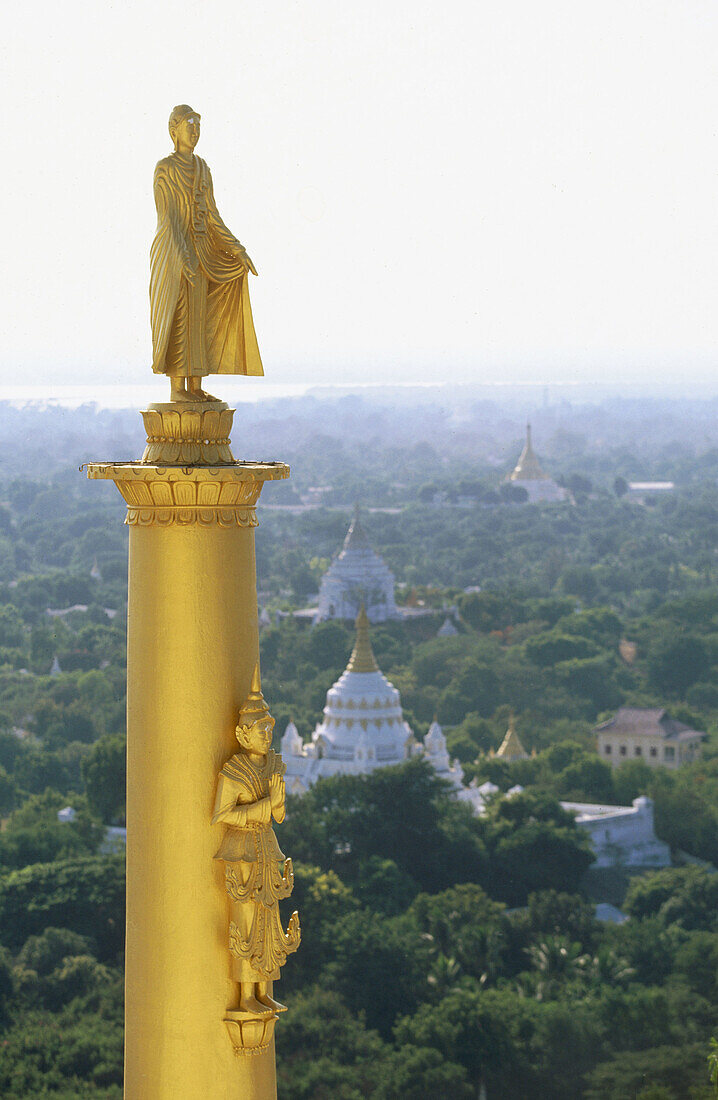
top-left (150, 153), bottom-right (263, 378)
top-left (213, 749), bottom-right (300, 981)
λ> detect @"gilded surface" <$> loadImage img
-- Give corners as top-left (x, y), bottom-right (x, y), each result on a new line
top-left (213, 666), bottom-right (300, 1055)
top-left (346, 605), bottom-right (379, 673)
top-left (141, 402), bottom-right (236, 464)
top-left (150, 105), bottom-right (262, 403)
top-left (85, 461), bottom-right (289, 528)
top-left (509, 423), bottom-right (550, 481)
top-left (84, 102), bottom-right (290, 1097)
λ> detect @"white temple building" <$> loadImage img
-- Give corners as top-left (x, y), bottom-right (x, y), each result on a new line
top-left (562, 797), bottom-right (670, 868)
top-left (314, 508), bottom-right (400, 623)
top-left (281, 635), bottom-right (671, 869)
top-left (507, 424), bottom-right (568, 504)
top-left (457, 778), bottom-right (501, 815)
top-left (282, 609), bottom-right (464, 793)
top-left (457, 782), bottom-right (669, 867)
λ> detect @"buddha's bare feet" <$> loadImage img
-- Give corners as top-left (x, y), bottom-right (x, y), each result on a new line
top-left (170, 388), bottom-right (199, 403)
top-left (256, 991), bottom-right (286, 1013)
top-left (186, 380), bottom-right (219, 403)
top-left (169, 379), bottom-right (191, 402)
top-left (239, 993), bottom-right (273, 1016)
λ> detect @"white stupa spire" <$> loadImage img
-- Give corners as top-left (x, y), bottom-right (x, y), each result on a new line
top-left (422, 718), bottom-right (464, 789)
top-left (281, 720), bottom-right (303, 757)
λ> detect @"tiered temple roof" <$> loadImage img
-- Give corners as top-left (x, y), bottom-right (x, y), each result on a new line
top-left (495, 714), bottom-right (529, 761)
top-left (315, 507), bottom-right (399, 623)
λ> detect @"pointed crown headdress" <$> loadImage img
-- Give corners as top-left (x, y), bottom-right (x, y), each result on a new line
top-left (237, 663), bottom-right (275, 735)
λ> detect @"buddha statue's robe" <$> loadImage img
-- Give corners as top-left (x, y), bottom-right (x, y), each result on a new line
top-left (150, 152), bottom-right (263, 379)
top-left (212, 748), bottom-right (300, 981)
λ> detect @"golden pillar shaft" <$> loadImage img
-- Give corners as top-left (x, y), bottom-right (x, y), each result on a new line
top-left (87, 458), bottom-right (288, 1099)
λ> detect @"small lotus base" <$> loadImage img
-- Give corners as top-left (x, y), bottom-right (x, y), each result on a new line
top-left (223, 1009), bottom-right (278, 1056)
top-left (141, 401), bottom-right (235, 465)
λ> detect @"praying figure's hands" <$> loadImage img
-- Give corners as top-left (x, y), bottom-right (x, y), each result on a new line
top-left (269, 773), bottom-right (285, 812)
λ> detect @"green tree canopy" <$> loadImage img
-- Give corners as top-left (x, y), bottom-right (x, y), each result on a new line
top-left (624, 866), bottom-right (718, 931)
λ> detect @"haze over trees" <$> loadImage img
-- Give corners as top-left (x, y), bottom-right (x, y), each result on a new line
top-left (0, 391), bottom-right (715, 1095)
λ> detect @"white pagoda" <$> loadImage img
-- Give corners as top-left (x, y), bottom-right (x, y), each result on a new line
top-left (507, 424), bottom-right (567, 503)
top-left (423, 718), bottom-right (464, 789)
top-left (282, 609), bottom-right (463, 793)
top-left (437, 616), bottom-right (459, 637)
top-left (315, 507), bottom-right (399, 623)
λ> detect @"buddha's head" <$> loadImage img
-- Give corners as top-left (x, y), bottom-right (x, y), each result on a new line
top-left (169, 104), bottom-right (201, 152)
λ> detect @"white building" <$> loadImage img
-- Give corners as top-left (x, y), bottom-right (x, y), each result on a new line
top-left (457, 778), bottom-right (501, 815)
top-left (626, 481), bottom-right (674, 502)
top-left (423, 719), bottom-right (464, 790)
top-left (282, 611), bottom-right (463, 793)
top-left (507, 424), bottom-right (568, 504)
top-left (315, 508), bottom-right (399, 623)
top-left (562, 797), bottom-right (670, 868)
top-left (457, 783), bottom-right (669, 868)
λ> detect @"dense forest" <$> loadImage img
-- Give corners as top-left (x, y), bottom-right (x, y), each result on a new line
top-left (0, 392), bottom-right (716, 1096)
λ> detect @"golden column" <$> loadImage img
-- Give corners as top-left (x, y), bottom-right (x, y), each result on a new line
top-left (86, 105), bottom-right (299, 1099)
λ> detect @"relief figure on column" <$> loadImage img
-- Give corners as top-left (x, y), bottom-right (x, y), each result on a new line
top-left (213, 664), bottom-right (300, 1050)
top-left (150, 104), bottom-right (263, 403)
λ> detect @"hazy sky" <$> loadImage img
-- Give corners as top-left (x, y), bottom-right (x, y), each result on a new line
top-left (2, 0), bottom-right (718, 390)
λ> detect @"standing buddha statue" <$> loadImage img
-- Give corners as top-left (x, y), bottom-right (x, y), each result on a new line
top-left (150, 104), bottom-right (263, 403)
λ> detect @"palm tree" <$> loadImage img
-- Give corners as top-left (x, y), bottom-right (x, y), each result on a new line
top-left (427, 953), bottom-right (462, 998)
top-left (524, 934), bottom-right (592, 1001)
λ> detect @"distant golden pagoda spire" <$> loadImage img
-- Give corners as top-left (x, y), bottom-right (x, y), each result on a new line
top-left (496, 712), bottom-right (529, 760)
top-left (347, 605), bottom-right (379, 673)
top-left (509, 422), bottom-right (549, 481)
